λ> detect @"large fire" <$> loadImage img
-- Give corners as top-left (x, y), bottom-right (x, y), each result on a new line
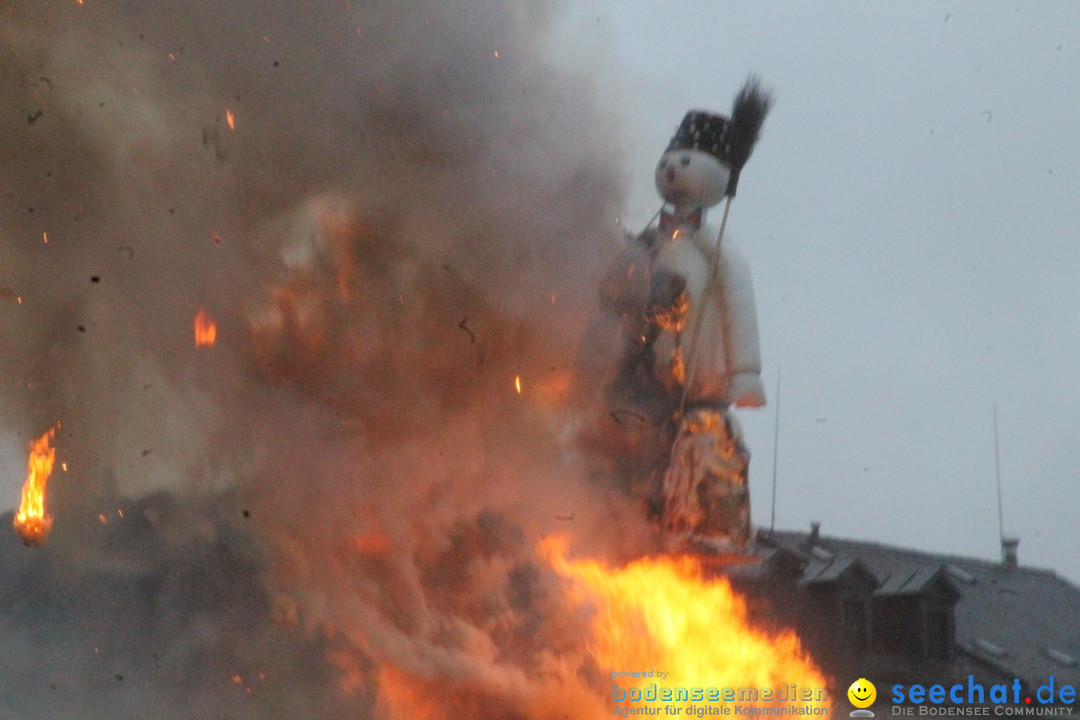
top-left (543, 537), bottom-right (831, 715)
top-left (14, 427), bottom-right (57, 546)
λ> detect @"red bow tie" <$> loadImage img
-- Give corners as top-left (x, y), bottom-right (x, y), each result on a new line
top-left (658, 208), bottom-right (702, 232)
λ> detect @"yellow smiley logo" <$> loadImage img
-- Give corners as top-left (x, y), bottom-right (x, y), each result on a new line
top-left (847, 678), bottom-right (876, 708)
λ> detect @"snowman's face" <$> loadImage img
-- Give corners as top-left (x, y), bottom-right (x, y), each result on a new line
top-left (654, 148), bottom-right (730, 210)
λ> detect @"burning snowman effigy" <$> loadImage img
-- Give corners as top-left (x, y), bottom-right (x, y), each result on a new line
top-left (602, 78), bottom-right (772, 553)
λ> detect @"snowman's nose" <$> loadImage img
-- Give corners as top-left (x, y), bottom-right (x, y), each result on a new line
top-left (665, 167), bottom-right (676, 183)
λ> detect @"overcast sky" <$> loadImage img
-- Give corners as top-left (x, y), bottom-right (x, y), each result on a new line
top-left (554, 1), bottom-right (1080, 582)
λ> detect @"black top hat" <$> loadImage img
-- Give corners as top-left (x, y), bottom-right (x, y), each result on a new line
top-left (666, 110), bottom-right (731, 166)
top-left (664, 76), bottom-right (773, 197)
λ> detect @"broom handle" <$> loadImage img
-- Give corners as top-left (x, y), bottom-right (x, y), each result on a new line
top-left (677, 194), bottom-right (734, 417)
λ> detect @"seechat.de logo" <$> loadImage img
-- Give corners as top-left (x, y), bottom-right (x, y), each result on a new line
top-left (848, 678), bottom-right (876, 717)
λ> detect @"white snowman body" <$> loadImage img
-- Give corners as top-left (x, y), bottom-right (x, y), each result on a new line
top-left (650, 147), bottom-right (765, 410)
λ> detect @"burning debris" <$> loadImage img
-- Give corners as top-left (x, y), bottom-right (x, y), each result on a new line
top-left (14, 428), bottom-right (58, 546)
top-left (193, 307), bottom-right (218, 347)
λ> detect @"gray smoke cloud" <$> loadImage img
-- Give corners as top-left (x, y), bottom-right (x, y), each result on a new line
top-left (0, 1), bottom-right (653, 718)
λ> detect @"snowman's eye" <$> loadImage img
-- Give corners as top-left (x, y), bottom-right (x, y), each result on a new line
top-left (680, 156), bottom-right (691, 167)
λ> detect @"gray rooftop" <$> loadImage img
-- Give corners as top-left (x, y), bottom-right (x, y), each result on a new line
top-left (767, 530), bottom-right (1080, 688)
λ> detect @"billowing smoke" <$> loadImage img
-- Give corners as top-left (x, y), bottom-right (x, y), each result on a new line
top-left (0, 1), bottom-right (650, 718)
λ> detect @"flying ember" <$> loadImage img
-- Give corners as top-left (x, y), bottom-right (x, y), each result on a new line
top-left (194, 308), bottom-right (218, 347)
top-left (14, 427), bottom-right (58, 546)
top-left (542, 537), bottom-right (830, 714)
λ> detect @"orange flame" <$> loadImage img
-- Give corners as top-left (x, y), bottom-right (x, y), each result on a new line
top-left (14, 428), bottom-right (57, 545)
top-left (194, 308), bottom-right (218, 347)
top-left (226, 109), bottom-right (235, 131)
top-left (514, 374), bottom-right (522, 394)
top-left (542, 536), bottom-right (830, 713)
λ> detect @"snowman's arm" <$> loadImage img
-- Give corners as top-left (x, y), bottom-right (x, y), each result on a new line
top-left (720, 247), bottom-right (766, 408)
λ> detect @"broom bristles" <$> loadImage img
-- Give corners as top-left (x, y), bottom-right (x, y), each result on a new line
top-left (726, 74), bottom-right (773, 196)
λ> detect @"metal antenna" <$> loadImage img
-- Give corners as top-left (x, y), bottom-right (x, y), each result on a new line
top-left (993, 402), bottom-right (1005, 545)
top-left (769, 363), bottom-right (781, 536)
